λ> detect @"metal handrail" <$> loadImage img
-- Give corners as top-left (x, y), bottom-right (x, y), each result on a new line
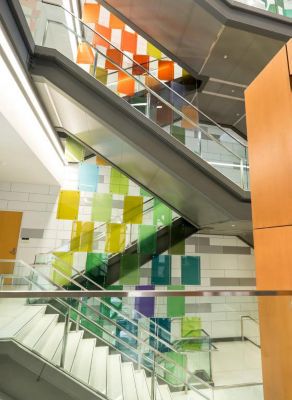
top-left (41, 0), bottom-right (246, 149)
top-left (39, 1), bottom-right (247, 166)
top-left (240, 315), bottom-right (260, 348)
top-left (1, 271), bottom-right (213, 397)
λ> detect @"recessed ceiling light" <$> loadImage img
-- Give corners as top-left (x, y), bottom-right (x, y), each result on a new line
top-left (224, 55), bottom-right (228, 59)
top-left (231, 89), bottom-right (235, 93)
top-left (231, 224), bottom-right (236, 227)
top-left (236, 113), bottom-right (240, 116)
top-left (157, 105), bottom-right (163, 109)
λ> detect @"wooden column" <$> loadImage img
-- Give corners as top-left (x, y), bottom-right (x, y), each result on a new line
top-left (245, 39), bottom-right (292, 400)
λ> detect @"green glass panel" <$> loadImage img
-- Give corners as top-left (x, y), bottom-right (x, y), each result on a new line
top-left (151, 255), bottom-right (171, 285)
top-left (153, 199), bottom-right (172, 226)
top-left (110, 168), bottom-right (129, 195)
top-left (169, 224), bottom-right (185, 255)
top-left (163, 352), bottom-right (187, 386)
top-left (181, 256), bottom-right (201, 285)
top-left (91, 193), bottom-right (112, 222)
top-left (170, 125), bottom-right (185, 144)
top-left (65, 137), bottom-right (84, 162)
top-left (138, 225), bottom-right (157, 254)
top-left (86, 253), bottom-right (108, 273)
top-left (167, 285), bottom-right (185, 317)
top-left (140, 187), bottom-right (152, 197)
top-left (120, 254), bottom-right (140, 284)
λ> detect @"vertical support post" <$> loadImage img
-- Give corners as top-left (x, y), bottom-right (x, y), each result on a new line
top-left (60, 309), bottom-right (70, 368)
top-left (146, 92), bottom-right (151, 119)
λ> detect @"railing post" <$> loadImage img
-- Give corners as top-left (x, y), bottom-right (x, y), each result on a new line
top-left (151, 352), bottom-right (156, 400)
top-left (60, 309), bottom-right (70, 368)
top-left (240, 158), bottom-right (245, 189)
top-left (75, 301), bottom-right (81, 331)
top-left (241, 316), bottom-right (244, 342)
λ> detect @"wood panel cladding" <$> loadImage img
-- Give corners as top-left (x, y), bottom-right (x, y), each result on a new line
top-left (245, 45), bottom-right (292, 230)
top-left (245, 40), bottom-right (292, 400)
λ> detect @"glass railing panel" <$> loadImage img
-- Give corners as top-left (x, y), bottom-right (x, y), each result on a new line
top-left (235, 0), bottom-right (292, 18)
top-left (19, 0), bottom-right (249, 190)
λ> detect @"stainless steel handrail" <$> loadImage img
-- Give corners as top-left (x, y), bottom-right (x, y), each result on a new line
top-left (41, 0), bottom-right (247, 149)
top-left (240, 315), bottom-right (260, 348)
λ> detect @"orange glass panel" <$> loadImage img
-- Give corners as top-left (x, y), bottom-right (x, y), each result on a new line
top-left (76, 42), bottom-right (95, 64)
top-left (105, 49), bottom-right (123, 70)
top-left (93, 24), bottom-right (111, 48)
top-left (133, 55), bottom-right (150, 75)
top-left (117, 71), bottom-right (135, 96)
top-left (96, 155), bottom-right (108, 166)
top-left (181, 105), bottom-right (199, 129)
top-left (121, 30), bottom-right (137, 53)
top-left (109, 13), bottom-right (125, 29)
top-left (82, 4), bottom-right (100, 23)
top-left (158, 60), bottom-right (174, 81)
top-left (145, 76), bottom-right (162, 91)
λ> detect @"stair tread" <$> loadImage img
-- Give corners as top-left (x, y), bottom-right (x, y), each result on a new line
top-left (121, 362), bottom-right (138, 400)
top-left (158, 385), bottom-right (173, 400)
top-left (107, 354), bottom-right (123, 400)
top-left (89, 346), bottom-right (108, 394)
top-left (20, 314), bottom-right (58, 348)
top-left (71, 338), bottom-right (96, 383)
top-left (35, 321), bottom-right (68, 360)
top-left (134, 370), bottom-right (151, 400)
top-left (52, 330), bottom-right (84, 370)
top-left (0, 306), bottom-right (45, 338)
top-left (146, 377), bottom-right (162, 400)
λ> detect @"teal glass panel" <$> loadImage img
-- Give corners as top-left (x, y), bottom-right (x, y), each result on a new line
top-left (153, 199), bottom-right (172, 226)
top-left (120, 254), bottom-right (140, 284)
top-left (181, 256), bottom-right (201, 285)
top-left (79, 163), bottom-right (99, 192)
top-left (138, 225), bottom-right (157, 254)
top-left (151, 255), bottom-right (171, 285)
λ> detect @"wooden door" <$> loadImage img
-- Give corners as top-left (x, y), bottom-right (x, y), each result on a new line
top-left (0, 211), bottom-right (22, 275)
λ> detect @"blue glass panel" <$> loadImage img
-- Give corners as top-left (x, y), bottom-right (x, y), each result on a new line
top-left (79, 163), bottom-right (99, 192)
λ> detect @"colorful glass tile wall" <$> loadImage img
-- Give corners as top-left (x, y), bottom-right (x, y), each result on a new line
top-left (77, 1), bottom-right (188, 96)
top-left (53, 153), bottom-right (202, 318)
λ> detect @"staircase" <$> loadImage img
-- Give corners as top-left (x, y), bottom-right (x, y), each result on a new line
top-left (0, 299), bottom-right (209, 400)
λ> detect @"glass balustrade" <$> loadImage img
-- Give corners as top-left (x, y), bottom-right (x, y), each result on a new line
top-left (235, 0), bottom-right (292, 18)
top-left (1, 260), bottom-right (288, 400)
top-left (19, 0), bottom-right (250, 190)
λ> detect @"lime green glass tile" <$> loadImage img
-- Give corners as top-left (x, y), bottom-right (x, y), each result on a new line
top-left (138, 225), bottom-right (157, 254)
top-left (153, 199), bottom-right (172, 225)
top-left (91, 193), bottom-right (112, 222)
top-left (120, 254), bottom-right (140, 284)
top-left (167, 285), bottom-right (185, 317)
top-left (110, 168), bottom-right (129, 195)
top-left (65, 137), bottom-right (84, 162)
top-left (51, 252), bottom-right (73, 286)
top-left (181, 316), bottom-right (202, 350)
